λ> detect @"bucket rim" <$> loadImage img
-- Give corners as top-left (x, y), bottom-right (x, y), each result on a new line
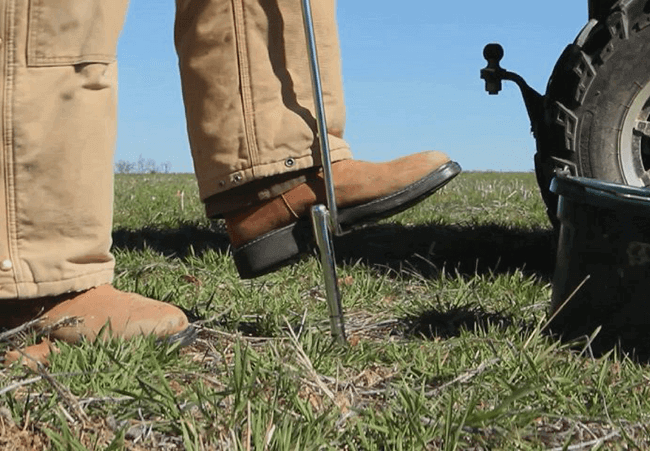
top-left (550, 174), bottom-right (650, 208)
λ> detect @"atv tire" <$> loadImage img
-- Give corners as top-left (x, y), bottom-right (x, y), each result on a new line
top-left (542, 0), bottom-right (650, 189)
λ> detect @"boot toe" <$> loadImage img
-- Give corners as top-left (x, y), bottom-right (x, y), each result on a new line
top-left (4, 339), bottom-right (58, 370)
top-left (6, 285), bottom-right (192, 345)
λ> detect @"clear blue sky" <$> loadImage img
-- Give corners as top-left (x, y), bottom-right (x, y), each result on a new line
top-left (116, 0), bottom-right (587, 173)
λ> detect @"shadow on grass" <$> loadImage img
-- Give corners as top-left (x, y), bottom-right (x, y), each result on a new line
top-left (402, 294), bottom-right (650, 363)
top-left (212, 305), bottom-right (531, 342)
top-left (545, 312), bottom-right (650, 364)
top-left (112, 222), bottom-right (650, 362)
top-left (111, 223), bottom-right (230, 258)
top-left (112, 221), bottom-right (556, 280)
top-left (110, 221), bottom-right (588, 356)
top-left (400, 305), bottom-right (524, 340)
top-left (335, 222), bottom-right (556, 281)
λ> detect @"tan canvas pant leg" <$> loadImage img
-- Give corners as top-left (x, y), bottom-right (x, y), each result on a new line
top-left (0, 0), bottom-right (129, 299)
top-left (175, 0), bottom-right (353, 214)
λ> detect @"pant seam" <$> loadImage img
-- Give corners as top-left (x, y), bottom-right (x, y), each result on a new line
top-left (3, 0), bottom-right (19, 292)
top-left (231, 0), bottom-right (259, 174)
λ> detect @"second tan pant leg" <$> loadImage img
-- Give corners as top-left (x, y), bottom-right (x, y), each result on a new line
top-left (0, 0), bottom-right (128, 299)
top-left (175, 0), bottom-right (352, 205)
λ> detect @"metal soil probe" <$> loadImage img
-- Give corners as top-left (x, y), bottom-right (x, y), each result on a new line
top-left (300, 0), bottom-right (347, 344)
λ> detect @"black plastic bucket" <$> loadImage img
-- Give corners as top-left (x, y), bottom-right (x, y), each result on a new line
top-left (549, 174), bottom-right (650, 354)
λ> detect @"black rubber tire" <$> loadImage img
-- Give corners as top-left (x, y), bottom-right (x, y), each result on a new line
top-left (543, 0), bottom-right (650, 186)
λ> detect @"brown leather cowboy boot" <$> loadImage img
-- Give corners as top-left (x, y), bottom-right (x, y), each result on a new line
top-left (2, 285), bottom-right (193, 368)
top-left (223, 151), bottom-right (461, 278)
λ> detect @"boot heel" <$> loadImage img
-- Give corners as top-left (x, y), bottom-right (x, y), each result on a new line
top-left (232, 220), bottom-right (314, 278)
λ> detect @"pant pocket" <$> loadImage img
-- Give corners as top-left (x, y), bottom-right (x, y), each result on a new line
top-left (26, 0), bottom-right (128, 67)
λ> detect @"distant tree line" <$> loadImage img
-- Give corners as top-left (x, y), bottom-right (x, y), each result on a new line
top-left (115, 155), bottom-right (172, 174)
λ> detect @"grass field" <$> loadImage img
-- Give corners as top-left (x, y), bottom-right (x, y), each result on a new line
top-left (1, 172), bottom-right (649, 450)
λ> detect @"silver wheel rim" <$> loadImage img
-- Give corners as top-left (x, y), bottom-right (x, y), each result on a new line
top-left (620, 80), bottom-right (650, 187)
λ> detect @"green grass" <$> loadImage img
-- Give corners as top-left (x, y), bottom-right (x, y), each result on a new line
top-left (1, 172), bottom-right (649, 450)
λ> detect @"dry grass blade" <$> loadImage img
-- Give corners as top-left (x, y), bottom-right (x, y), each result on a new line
top-left (0, 319), bottom-right (42, 342)
top-left (547, 430), bottom-right (620, 451)
top-left (523, 275), bottom-right (591, 350)
top-left (0, 376), bottom-right (43, 397)
top-left (540, 275), bottom-right (591, 332)
top-left (283, 317), bottom-right (335, 402)
top-left (426, 358), bottom-right (500, 396)
top-left (77, 396), bottom-right (133, 408)
top-left (36, 317), bottom-right (83, 337)
top-left (0, 316), bottom-right (82, 344)
top-left (37, 366), bottom-right (89, 424)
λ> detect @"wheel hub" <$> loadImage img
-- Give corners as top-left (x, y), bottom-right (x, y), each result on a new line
top-left (620, 80), bottom-right (650, 186)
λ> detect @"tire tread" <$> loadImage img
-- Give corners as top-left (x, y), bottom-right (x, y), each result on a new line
top-left (543, 0), bottom-right (650, 180)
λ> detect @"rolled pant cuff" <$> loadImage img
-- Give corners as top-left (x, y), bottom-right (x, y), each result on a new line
top-left (203, 145), bottom-right (353, 217)
top-left (0, 268), bottom-right (114, 300)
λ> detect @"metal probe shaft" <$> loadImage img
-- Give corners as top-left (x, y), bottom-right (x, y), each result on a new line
top-left (301, 0), bottom-right (347, 344)
top-left (311, 205), bottom-right (347, 344)
top-left (300, 0), bottom-right (339, 233)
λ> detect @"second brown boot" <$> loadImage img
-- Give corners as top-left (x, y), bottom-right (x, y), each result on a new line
top-left (224, 151), bottom-right (461, 278)
top-left (2, 285), bottom-right (194, 368)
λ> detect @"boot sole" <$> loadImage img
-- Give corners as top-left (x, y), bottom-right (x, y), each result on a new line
top-left (233, 161), bottom-right (462, 278)
top-left (160, 325), bottom-right (198, 348)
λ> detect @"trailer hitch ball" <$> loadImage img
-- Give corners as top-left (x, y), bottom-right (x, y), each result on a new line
top-left (481, 43), bottom-right (505, 95)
